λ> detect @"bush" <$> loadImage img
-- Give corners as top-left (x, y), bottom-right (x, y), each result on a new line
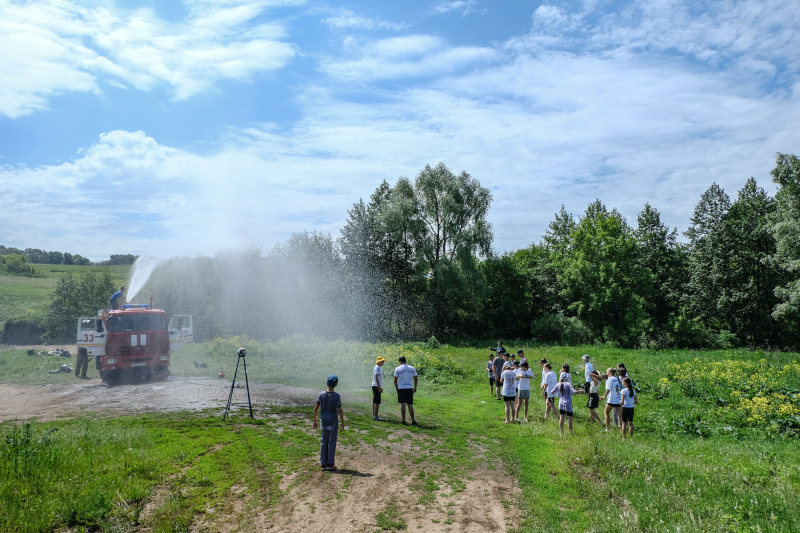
top-left (670, 313), bottom-right (715, 348)
top-left (0, 254), bottom-right (37, 277)
top-left (532, 313), bottom-right (593, 344)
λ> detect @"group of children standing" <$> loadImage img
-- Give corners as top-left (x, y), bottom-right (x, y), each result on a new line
top-left (488, 344), bottom-right (638, 437)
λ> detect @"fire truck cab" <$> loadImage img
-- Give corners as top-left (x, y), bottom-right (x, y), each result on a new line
top-left (77, 305), bottom-right (193, 383)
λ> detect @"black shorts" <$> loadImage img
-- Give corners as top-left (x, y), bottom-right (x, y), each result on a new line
top-left (397, 388), bottom-right (414, 405)
top-left (621, 407), bottom-right (635, 423)
top-left (547, 397), bottom-right (555, 403)
top-left (489, 377), bottom-right (495, 385)
top-left (607, 402), bottom-right (621, 408)
top-left (503, 395), bottom-right (516, 403)
top-left (559, 409), bottom-right (573, 416)
top-left (372, 386), bottom-right (381, 404)
top-left (584, 381), bottom-right (591, 394)
top-left (587, 393), bottom-right (599, 409)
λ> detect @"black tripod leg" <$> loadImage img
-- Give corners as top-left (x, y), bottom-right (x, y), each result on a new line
top-left (243, 357), bottom-right (254, 419)
top-left (223, 356), bottom-right (241, 420)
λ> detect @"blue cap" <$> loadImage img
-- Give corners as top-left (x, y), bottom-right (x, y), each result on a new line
top-left (327, 375), bottom-right (338, 387)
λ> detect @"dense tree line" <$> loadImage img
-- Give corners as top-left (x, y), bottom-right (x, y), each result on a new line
top-left (42, 156), bottom-right (800, 349)
top-left (0, 246), bottom-right (137, 266)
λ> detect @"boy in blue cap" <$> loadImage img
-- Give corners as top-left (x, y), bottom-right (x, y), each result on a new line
top-left (313, 375), bottom-right (345, 470)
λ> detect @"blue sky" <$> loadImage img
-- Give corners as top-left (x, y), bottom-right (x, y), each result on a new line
top-left (1, 0), bottom-right (798, 261)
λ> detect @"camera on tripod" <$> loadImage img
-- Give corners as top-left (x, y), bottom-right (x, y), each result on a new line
top-left (224, 347), bottom-right (253, 420)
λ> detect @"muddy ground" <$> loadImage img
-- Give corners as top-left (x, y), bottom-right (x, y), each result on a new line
top-left (1, 347), bottom-right (520, 532)
top-left (0, 377), bottom-right (327, 422)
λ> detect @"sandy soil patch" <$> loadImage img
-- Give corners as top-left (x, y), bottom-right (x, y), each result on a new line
top-left (189, 430), bottom-right (519, 533)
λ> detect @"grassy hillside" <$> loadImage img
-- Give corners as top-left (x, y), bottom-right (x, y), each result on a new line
top-left (0, 264), bottom-right (129, 325)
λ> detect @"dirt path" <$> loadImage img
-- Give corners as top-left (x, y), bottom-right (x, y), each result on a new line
top-left (189, 429), bottom-right (518, 533)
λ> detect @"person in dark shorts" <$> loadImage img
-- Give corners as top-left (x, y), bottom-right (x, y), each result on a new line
top-left (551, 376), bottom-right (585, 436)
top-left (393, 355), bottom-right (418, 425)
top-left (541, 363), bottom-right (558, 420)
top-left (499, 362), bottom-right (518, 423)
top-left (620, 376), bottom-right (638, 438)
top-left (586, 370), bottom-right (603, 423)
top-left (582, 354), bottom-right (593, 393)
top-left (602, 368), bottom-right (623, 431)
top-left (372, 356), bottom-right (386, 421)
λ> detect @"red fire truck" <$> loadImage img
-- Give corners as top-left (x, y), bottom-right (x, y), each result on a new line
top-left (77, 304), bottom-right (193, 383)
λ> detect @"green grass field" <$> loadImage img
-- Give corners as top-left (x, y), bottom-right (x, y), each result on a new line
top-left (0, 264), bottom-right (129, 325)
top-left (1, 340), bottom-right (799, 532)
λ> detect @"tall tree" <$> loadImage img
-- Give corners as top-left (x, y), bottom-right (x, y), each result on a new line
top-left (540, 205), bottom-right (576, 315)
top-left (725, 178), bottom-right (781, 344)
top-left (560, 200), bottom-right (651, 346)
top-left (769, 153), bottom-right (800, 346)
top-left (635, 203), bottom-right (686, 337)
top-left (685, 183), bottom-right (735, 332)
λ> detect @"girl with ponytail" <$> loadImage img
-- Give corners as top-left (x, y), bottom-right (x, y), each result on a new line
top-left (620, 377), bottom-right (638, 438)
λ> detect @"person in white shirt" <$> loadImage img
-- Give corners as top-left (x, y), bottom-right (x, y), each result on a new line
top-left (620, 377), bottom-right (638, 438)
top-left (582, 354), bottom-right (594, 394)
top-left (499, 363), bottom-right (518, 423)
top-left (602, 368), bottom-right (623, 431)
top-left (515, 361), bottom-right (534, 421)
top-left (539, 358), bottom-right (549, 401)
top-left (393, 355), bottom-right (418, 426)
top-left (372, 356), bottom-right (386, 421)
top-left (540, 363), bottom-right (559, 420)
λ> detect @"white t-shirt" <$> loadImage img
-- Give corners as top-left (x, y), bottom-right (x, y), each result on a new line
top-left (584, 362), bottom-right (594, 383)
top-left (394, 363), bottom-right (418, 389)
top-left (621, 387), bottom-right (636, 408)
top-left (541, 367), bottom-right (547, 385)
top-left (501, 370), bottom-right (517, 397)
top-left (606, 376), bottom-right (622, 404)
top-left (516, 369), bottom-right (534, 391)
top-left (372, 364), bottom-right (382, 387)
top-left (544, 371), bottom-right (559, 398)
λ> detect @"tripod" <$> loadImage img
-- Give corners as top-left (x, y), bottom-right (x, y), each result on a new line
top-left (223, 348), bottom-right (254, 420)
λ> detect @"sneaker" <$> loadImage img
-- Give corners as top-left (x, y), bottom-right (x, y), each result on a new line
top-left (402, 420), bottom-right (408, 425)
top-left (327, 465), bottom-right (337, 471)
top-left (411, 420), bottom-right (417, 426)
top-left (523, 418), bottom-right (528, 422)
top-left (372, 416), bottom-right (379, 421)
top-left (321, 465), bottom-right (328, 470)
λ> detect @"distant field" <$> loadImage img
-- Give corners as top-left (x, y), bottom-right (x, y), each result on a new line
top-left (0, 264), bottom-right (130, 325)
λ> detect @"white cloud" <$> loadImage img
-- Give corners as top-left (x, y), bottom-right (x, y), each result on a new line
top-left (433, 1), bottom-right (479, 16)
top-left (0, 0), bottom-right (296, 118)
top-left (320, 35), bottom-right (496, 81)
top-left (321, 9), bottom-right (407, 31)
top-left (2, 0), bottom-right (799, 260)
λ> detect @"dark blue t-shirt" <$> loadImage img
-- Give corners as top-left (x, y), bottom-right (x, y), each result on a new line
top-left (317, 391), bottom-right (341, 430)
